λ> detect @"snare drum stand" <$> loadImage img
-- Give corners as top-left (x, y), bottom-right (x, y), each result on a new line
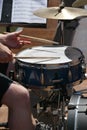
top-left (53, 84), bottom-right (68, 130)
top-left (35, 83), bottom-right (69, 130)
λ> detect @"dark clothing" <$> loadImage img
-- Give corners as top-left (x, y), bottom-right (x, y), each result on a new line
top-left (0, 63), bottom-right (13, 102)
top-left (0, 63), bottom-right (8, 74)
top-left (0, 73), bottom-right (13, 102)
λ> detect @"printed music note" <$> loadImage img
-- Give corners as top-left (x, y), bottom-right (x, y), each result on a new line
top-left (11, 0), bottom-right (47, 23)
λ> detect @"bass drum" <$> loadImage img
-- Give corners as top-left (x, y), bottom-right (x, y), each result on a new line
top-left (15, 45), bottom-right (86, 88)
top-left (67, 94), bottom-right (87, 130)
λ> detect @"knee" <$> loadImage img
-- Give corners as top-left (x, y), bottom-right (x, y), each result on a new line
top-left (19, 87), bottom-right (31, 106)
top-left (14, 85), bottom-right (31, 107)
top-left (2, 83), bottom-right (31, 108)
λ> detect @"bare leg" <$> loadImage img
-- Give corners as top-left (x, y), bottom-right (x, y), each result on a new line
top-left (1, 82), bottom-right (35, 130)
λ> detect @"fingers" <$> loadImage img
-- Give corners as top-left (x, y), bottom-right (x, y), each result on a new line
top-left (14, 40), bottom-right (31, 49)
top-left (20, 40), bottom-right (31, 45)
top-left (6, 30), bottom-right (23, 39)
top-left (15, 30), bottom-right (23, 36)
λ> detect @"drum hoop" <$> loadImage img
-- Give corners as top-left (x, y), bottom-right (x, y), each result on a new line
top-left (17, 58), bottom-right (82, 70)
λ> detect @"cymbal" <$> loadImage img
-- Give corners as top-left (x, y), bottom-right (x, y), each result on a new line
top-left (72, 0), bottom-right (87, 7)
top-left (33, 7), bottom-right (87, 20)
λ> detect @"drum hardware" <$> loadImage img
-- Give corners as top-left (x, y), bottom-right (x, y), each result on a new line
top-left (85, 73), bottom-right (87, 78)
top-left (67, 64), bottom-right (73, 83)
top-left (31, 80), bottom-right (69, 130)
top-left (73, 87), bottom-right (87, 95)
top-left (68, 103), bottom-right (87, 110)
top-left (33, 84), bottom-right (69, 130)
top-left (72, 0), bottom-right (87, 7)
top-left (35, 121), bottom-right (52, 130)
top-left (78, 109), bottom-right (87, 114)
top-left (9, 70), bottom-right (15, 80)
top-left (68, 104), bottom-right (87, 115)
top-left (43, 86), bottom-right (55, 91)
top-left (33, 6), bottom-right (87, 20)
top-left (81, 62), bottom-right (86, 77)
top-left (41, 71), bottom-right (44, 85)
top-left (51, 79), bottom-right (63, 84)
top-left (37, 103), bottom-right (44, 114)
top-left (55, 1), bottom-right (65, 15)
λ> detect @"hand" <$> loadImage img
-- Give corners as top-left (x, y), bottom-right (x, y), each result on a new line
top-left (0, 43), bottom-right (13, 63)
top-left (0, 30), bottom-right (31, 49)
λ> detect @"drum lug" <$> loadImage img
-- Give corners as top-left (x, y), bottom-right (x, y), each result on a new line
top-left (9, 70), bottom-right (15, 80)
top-left (68, 104), bottom-right (76, 110)
top-left (41, 72), bottom-right (44, 85)
top-left (78, 109), bottom-right (87, 115)
top-left (81, 62), bottom-right (86, 74)
top-left (68, 69), bottom-right (72, 82)
top-left (52, 78), bottom-right (63, 83)
top-left (15, 73), bottom-right (20, 82)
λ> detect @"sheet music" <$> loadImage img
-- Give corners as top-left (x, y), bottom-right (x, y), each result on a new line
top-left (11, 0), bottom-right (47, 23)
top-left (0, 0), bottom-right (3, 21)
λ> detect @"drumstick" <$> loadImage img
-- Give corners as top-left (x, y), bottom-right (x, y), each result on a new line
top-left (20, 35), bottom-right (59, 45)
top-left (14, 56), bottom-right (60, 59)
top-left (4, 32), bottom-right (59, 45)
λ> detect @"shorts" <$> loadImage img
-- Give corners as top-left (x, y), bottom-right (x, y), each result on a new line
top-left (0, 73), bottom-right (13, 102)
top-left (0, 63), bottom-right (8, 74)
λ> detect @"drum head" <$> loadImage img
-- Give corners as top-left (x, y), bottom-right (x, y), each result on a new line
top-left (16, 46), bottom-right (82, 65)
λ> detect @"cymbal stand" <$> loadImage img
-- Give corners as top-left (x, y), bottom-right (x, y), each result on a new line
top-left (59, 0), bottom-right (65, 45)
top-left (54, 0), bottom-right (65, 45)
top-left (53, 21), bottom-right (64, 45)
top-left (60, 21), bottom-right (65, 45)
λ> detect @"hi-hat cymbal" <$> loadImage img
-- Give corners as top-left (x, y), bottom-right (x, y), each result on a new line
top-left (34, 7), bottom-right (87, 20)
top-left (72, 0), bottom-right (87, 7)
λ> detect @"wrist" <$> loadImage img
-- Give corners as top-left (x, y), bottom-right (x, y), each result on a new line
top-left (0, 34), bottom-right (6, 45)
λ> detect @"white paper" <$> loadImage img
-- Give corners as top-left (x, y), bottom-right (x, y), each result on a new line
top-left (11, 0), bottom-right (47, 23)
top-left (0, 0), bottom-right (3, 21)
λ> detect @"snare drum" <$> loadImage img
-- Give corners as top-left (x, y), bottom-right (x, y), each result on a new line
top-left (15, 46), bottom-right (85, 88)
top-left (67, 94), bottom-right (87, 130)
